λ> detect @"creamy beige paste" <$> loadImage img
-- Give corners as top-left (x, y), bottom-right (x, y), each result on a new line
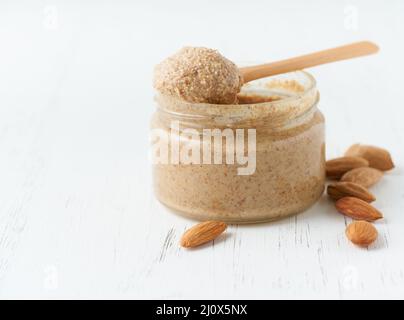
top-left (152, 72), bottom-right (325, 223)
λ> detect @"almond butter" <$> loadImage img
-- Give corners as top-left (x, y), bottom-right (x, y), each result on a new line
top-left (180, 221), bottom-right (227, 248)
top-left (335, 197), bottom-right (383, 221)
top-left (340, 167), bottom-right (383, 188)
top-left (325, 156), bottom-right (369, 179)
top-left (346, 220), bottom-right (378, 247)
top-left (327, 182), bottom-right (375, 202)
top-left (345, 144), bottom-right (394, 171)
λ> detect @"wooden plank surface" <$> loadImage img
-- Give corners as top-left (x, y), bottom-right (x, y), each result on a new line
top-left (0, 1), bottom-right (403, 299)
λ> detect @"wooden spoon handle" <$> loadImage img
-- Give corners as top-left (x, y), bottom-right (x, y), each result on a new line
top-left (240, 41), bottom-right (379, 83)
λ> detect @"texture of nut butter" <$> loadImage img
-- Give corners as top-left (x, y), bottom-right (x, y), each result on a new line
top-left (152, 73), bottom-right (325, 223)
top-left (153, 47), bottom-right (242, 104)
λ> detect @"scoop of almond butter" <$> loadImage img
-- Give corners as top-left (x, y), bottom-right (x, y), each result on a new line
top-left (153, 47), bottom-right (243, 104)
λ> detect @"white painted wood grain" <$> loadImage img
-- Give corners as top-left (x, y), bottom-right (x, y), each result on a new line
top-left (0, 0), bottom-right (403, 299)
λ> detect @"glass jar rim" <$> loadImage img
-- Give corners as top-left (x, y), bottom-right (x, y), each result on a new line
top-left (154, 70), bottom-right (318, 127)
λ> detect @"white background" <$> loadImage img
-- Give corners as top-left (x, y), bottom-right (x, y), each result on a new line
top-left (0, 0), bottom-right (403, 299)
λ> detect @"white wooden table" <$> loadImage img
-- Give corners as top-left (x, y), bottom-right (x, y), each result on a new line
top-left (1, 1), bottom-right (404, 299)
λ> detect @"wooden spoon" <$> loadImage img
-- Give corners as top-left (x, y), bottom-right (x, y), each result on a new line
top-left (240, 41), bottom-right (379, 83)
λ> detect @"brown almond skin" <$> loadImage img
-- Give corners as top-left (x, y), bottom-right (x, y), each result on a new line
top-left (327, 182), bottom-right (375, 202)
top-left (346, 221), bottom-right (378, 247)
top-left (345, 144), bottom-right (394, 171)
top-left (340, 167), bottom-right (383, 188)
top-left (326, 156), bottom-right (369, 179)
top-left (180, 221), bottom-right (227, 248)
top-left (335, 197), bottom-right (383, 221)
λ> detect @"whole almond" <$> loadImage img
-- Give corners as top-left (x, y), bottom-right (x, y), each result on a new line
top-left (345, 144), bottom-right (394, 171)
top-left (327, 182), bottom-right (375, 202)
top-left (326, 156), bottom-right (369, 179)
top-left (335, 197), bottom-right (383, 221)
top-left (340, 167), bottom-right (383, 188)
top-left (346, 220), bottom-right (378, 247)
top-left (180, 221), bottom-right (227, 248)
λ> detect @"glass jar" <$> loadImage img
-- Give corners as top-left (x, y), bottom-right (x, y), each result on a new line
top-left (151, 71), bottom-right (325, 223)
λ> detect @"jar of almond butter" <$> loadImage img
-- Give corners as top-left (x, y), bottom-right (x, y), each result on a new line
top-left (151, 71), bottom-right (325, 223)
